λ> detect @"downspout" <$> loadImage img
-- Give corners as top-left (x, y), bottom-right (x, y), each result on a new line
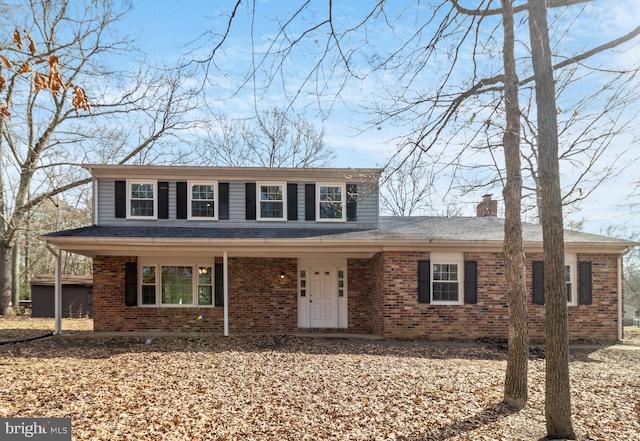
top-left (223, 251), bottom-right (229, 337)
top-left (45, 243), bottom-right (62, 335)
top-left (618, 252), bottom-right (627, 342)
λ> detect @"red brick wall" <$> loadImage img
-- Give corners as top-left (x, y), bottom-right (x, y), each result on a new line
top-left (93, 256), bottom-right (224, 333)
top-left (92, 251), bottom-right (621, 341)
top-left (346, 258), bottom-right (375, 333)
top-left (93, 256), bottom-right (297, 333)
top-left (227, 257), bottom-right (298, 333)
top-left (367, 251), bottom-right (621, 342)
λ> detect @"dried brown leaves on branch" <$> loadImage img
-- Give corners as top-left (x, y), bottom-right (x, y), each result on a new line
top-left (0, 29), bottom-right (90, 115)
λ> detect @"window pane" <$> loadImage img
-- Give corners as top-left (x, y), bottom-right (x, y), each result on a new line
top-left (161, 266), bottom-right (193, 304)
top-left (433, 282), bottom-right (459, 302)
top-left (566, 265), bottom-right (572, 302)
top-left (260, 186), bottom-right (283, 201)
top-left (259, 185), bottom-right (284, 218)
top-left (141, 285), bottom-right (156, 305)
top-left (191, 184), bottom-right (215, 218)
top-left (142, 266), bottom-right (156, 284)
top-left (319, 186), bottom-right (344, 219)
top-left (198, 286), bottom-right (212, 305)
top-left (433, 264), bottom-right (458, 281)
top-left (192, 184), bottom-right (215, 200)
top-left (130, 200), bottom-right (154, 217)
top-left (198, 267), bottom-right (212, 285)
top-left (192, 201), bottom-right (215, 217)
top-left (320, 186), bottom-right (342, 202)
top-left (260, 201), bottom-right (284, 218)
top-left (131, 183), bottom-right (154, 199)
top-left (319, 202), bottom-right (343, 219)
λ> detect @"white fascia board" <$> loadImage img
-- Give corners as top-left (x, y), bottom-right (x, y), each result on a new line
top-left (82, 164), bottom-right (383, 183)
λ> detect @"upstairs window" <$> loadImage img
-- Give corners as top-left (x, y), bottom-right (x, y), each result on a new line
top-left (128, 180), bottom-right (157, 219)
top-left (188, 181), bottom-right (217, 220)
top-left (317, 183), bottom-right (346, 222)
top-left (258, 182), bottom-right (286, 220)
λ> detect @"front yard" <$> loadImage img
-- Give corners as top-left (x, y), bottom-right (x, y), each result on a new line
top-left (0, 318), bottom-right (639, 440)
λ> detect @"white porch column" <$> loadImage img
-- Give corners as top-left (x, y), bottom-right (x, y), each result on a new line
top-left (45, 244), bottom-right (62, 335)
top-left (223, 251), bottom-right (229, 337)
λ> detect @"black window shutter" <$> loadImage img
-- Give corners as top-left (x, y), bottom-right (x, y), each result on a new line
top-left (219, 183), bottom-right (230, 220)
top-left (287, 183), bottom-right (298, 221)
top-left (346, 184), bottom-right (358, 221)
top-left (305, 184), bottom-right (316, 221)
top-left (578, 261), bottom-right (593, 305)
top-left (176, 181), bottom-right (187, 219)
top-left (245, 183), bottom-right (256, 220)
top-left (158, 181), bottom-right (169, 219)
top-left (418, 260), bottom-right (431, 303)
top-left (125, 262), bottom-right (137, 306)
top-left (464, 261), bottom-right (478, 304)
top-left (214, 262), bottom-right (224, 307)
top-left (115, 180), bottom-right (126, 218)
top-left (532, 261), bottom-right (545, 305)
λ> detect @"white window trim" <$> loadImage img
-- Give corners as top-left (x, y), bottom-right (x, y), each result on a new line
top-left (187, 180), bottom-right (218, 220)
top-left (316, 182), bottom-right (346, 222)
top-left (257, 181), bottom-right (287, 221)
top-left (127, 180), bottom-right (158, 220)
top-left (566, 254), bottom-right (577, 306)
top-left (138, 258), bottom-right (216, 308)
top-left (430, 252), bottom-right (464, 305)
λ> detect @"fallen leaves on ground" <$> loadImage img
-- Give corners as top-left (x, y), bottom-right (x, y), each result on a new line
top-left (0, 320), bottom-right (638, 440)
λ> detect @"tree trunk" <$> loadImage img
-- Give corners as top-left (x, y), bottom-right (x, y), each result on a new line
top-left (1, 240), bottom-right (16, 316)
top-left (527, 0), bottom-right (576, 438)
top-left (501, 0), bottom-right (529, 410)
top-left (12, 242), bottom-right (20, 313)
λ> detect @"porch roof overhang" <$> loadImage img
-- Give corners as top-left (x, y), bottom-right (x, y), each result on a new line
top-left (40, 221), bottom-right (636, 258)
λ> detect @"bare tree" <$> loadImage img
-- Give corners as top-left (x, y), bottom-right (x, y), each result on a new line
top-left (195, 0), bottom-right (639, 435)
top-left (528, 0), bottom-right (575, 436)
top-left (198, 108), bottom-right (334, 167)
top-left (0, 0), bottom-right (201, 315)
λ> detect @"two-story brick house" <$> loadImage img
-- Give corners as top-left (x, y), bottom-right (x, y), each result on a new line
top-left (42, 165), bottom-right (635, 341)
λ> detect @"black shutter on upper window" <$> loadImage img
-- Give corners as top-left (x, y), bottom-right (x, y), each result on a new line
top-left (346, 184), bottom-right (357, 222)
top-left (532, 261), bottom-right (545, 305)
top-left (214, 262), bottom-right (224, 307)
top-left (158, 181), bottom-right (169, 219)
top-left (245, 183), bottom-right (256, 220)
top-left (176, 181), bottom-right (187, 219)
top-left (418, 260), bottom-right (431, 303)
top-left (125, 262), bottom-right (137, 306)
top-left (219, 183), bottom-right (230, 220)
top-left (464, 261), bottom-right (478, 304)
top-left (115, 180), bottom-right (126, 218)
top-left (305, 184), bottom-right (316, 221)
top-left (287, 183), bottom-right (298, 221)
top-left (578, 261), bottom-right (593, 305)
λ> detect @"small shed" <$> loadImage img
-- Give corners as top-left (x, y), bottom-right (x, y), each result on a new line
top-left (624, 305), bottom-right (637, 326)
top-left (30, 274), bottom-right (93, 318)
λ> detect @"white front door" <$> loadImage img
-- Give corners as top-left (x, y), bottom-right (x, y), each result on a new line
top-left (309, 268), bottom-right (337, 328)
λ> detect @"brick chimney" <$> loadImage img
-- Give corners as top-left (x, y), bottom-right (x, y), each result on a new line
top-left (477, 194), bottom-right (498, 217)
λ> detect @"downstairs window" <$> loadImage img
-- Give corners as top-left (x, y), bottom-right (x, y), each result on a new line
top-left (140, 261), bottom-right (214, 307)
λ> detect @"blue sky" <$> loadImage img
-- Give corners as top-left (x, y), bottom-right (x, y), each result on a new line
top-left (115, 0), bottom-right (640, 235)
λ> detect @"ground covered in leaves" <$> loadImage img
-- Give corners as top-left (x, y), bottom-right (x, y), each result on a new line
top-left (0, 319), bottom-right (639, 440)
